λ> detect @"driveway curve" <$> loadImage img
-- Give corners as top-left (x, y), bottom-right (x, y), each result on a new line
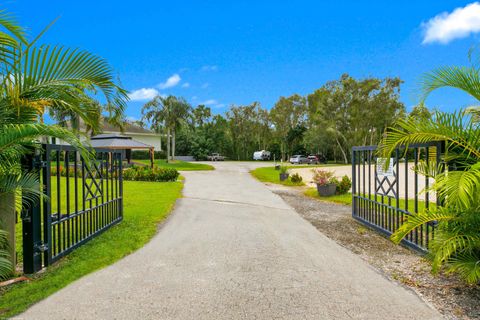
top-left (21, 162), bottom-right (441, 319)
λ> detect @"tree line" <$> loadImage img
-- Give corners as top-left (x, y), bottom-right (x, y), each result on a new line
top-left (142, 74), bottom-right (426, 163)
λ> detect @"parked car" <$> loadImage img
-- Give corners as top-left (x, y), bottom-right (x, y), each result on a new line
top-left (307, 155), bottom-right (319, 164)
top-left (207, 153), bottom-right (225, 161)
top-left (253, 150), bottom-right (271, 161)
top-left (289, 155), bottom-right (308, 164)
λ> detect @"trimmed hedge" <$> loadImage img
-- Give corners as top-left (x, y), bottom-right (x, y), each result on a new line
top-left (131, 150), bottom-right (166, 160)
top-left (50, 165), bottom-right (179, 182)
top-left (123, 166), bottom-right (179, 182)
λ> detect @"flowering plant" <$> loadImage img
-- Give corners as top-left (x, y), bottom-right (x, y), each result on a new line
top-left (312, 169), bottom-right (336, 186)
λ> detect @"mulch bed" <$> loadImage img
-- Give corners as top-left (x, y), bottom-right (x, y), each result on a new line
top-left (271, 186), bottom-right (480, 320)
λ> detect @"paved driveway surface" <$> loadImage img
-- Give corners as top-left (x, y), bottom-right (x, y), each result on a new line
top-left (20, 162), bottom-right (441, 320)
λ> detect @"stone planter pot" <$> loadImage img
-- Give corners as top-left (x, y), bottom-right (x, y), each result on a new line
top-left (279, 173), bottom-right (289, 181)
top-left (317, 183), bottom-right (336, 196)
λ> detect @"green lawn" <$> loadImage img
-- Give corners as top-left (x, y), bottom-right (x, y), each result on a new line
top-left (303, 188), bottom-right (434, 213)
top-left (1, 180), bottom-right (183, 318)
top-left (134, 159), bottom-right (214, 171)
top-left (250, 166), bottom-right (305, 186)
top-left (250, 164), bottom-right (343, 187)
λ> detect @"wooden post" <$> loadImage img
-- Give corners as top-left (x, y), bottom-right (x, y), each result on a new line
top-left (150, 147), bottom-right (154, 169)
top-left (0, 192), bottom-right (16, 272)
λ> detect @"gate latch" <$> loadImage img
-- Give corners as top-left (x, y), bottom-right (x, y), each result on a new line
top-left (34, 243), bottom-right (49, 253)
top-left (33, 160), bottom-right (48, 169)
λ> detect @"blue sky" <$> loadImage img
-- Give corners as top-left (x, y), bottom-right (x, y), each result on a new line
top-left (7, 1), bottom-right (480, 119)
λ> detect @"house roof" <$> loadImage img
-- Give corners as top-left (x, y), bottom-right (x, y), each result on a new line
top-left (65, 118), bottom-right (156, 135)
top-left (87, 133), bottom-right (153, 150)
top-left (101, 120), bottom-right (154, 134)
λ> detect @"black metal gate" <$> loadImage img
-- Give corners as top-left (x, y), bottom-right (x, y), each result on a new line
top-left (351, 142), bottom-right (442, 252)
top-left (22, 144), bottom-right (123, 273)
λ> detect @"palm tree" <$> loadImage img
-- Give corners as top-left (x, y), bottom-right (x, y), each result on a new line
top-left (379, 55), bottom-right (480, 284)
top-left (142, 95), bottom-right (191, 162)
top-left (171, 97), bottom-right (191, 160)
top-left (0, 10), bottom-right (127, 278)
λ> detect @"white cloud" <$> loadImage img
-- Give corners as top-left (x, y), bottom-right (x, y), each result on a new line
top-left (201, 65), bottom-right (218, 71)
top-left (128, 88), bottom-right (159, 101)
top-left (181, 82), bottom-right (190, 88)
top-left (201, 82), bottom-right (210, 89)
top-left (423, 2), bottom-right (480, 44)
top-left (200, 99), bottom-right (224, 108)
top-left (201, 99), bottom-right (217, 105)
top-left (158, 73), bottom-right (181, 89)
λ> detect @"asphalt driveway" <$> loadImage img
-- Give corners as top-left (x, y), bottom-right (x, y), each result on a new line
top-left (20, 161), bottom-right (441, 319)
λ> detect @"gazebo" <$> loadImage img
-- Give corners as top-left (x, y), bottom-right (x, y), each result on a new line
top-left (88, 133), bottom-right (155, 168)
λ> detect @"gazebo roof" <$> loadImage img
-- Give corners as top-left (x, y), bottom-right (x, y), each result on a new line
top-left (87, 134), bottom-right (153, 150)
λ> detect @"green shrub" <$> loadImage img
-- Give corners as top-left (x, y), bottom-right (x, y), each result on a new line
top-left (131, 150), bottom-right (166, 160)
top-left (336, 175), bottom-right (352, 195)
top-left (123, 166), bottom-right (179, 182)
top-left (279, 165), bottom-right (288, 174)
top-left (290, 173), bottom-right (303, 183)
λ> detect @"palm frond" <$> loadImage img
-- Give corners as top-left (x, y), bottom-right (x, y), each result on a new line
top-left (447, 252), bottom-right (480, 284)
top-left (0, 228), bottom-right (12, 280)
top-left (390, 207), bottom-right (456, 244)
top-left (430, 231), bottom-right (480, 273)
top-left (0, 10), bottom-right (26, 44)
top-left (0, 123), bottom-right (91, 158)
top-left (420, 66), bottom-right (480, 102)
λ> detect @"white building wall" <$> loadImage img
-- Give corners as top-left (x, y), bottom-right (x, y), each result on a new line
top-left (128, 134), bottom-right (162, 151)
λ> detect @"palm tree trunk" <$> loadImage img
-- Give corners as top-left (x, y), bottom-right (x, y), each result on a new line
top-left (159, 131), bottom-right (162, 151)
top-left (172, 130), bottom-right (176, 161)
top-left (166, 127), bottom-right (171, 163)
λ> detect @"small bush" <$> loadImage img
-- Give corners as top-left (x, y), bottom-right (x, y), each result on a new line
top-left (123, 166), bottom-right (179, 182)
top-left (336, 175), bottom-right (352, 194)
top-left (290, 173), bottom-right (303, 183)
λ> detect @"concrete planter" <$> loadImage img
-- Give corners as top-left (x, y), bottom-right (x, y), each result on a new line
top-left (279, 173), bottom-right (289, 181)
top-left (317, 183), bottom-right (337, 197)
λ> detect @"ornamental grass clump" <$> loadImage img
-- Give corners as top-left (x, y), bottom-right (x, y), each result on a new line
top-left (290, 172), bottom-right (303, 184)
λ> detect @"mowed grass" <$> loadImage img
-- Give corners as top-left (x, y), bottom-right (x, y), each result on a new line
top-left (303, 188), bottom-right (434, 213)
top-left (250, 166), bottom-right (305, 186)
top-left (1, 180), bottom-right (183, 318)
top-left (250, 164), bottom-right (343, 186)
top-left (134, 159), bottom-right (214, 171)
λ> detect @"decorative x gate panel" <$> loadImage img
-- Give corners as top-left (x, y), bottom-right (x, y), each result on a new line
top-left (375, 157), bottom-right (397, 197)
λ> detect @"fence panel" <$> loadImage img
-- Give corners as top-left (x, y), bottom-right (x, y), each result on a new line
top-left (22, 144), bottom-right (123, 273)
top-left (351, 142), bottom-right (442, 253)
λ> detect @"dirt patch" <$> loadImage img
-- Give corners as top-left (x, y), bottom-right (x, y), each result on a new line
top-left (269, 184), bottom-right (480, 320)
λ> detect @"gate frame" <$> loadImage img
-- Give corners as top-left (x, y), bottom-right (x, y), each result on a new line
top-left (22, 143), bottom-right (124, 273)
top-left (351, 142), bottom-right (443, 253)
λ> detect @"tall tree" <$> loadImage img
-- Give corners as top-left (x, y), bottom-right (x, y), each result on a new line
top-left (171, 97), bottom-right (192, 160)
top-left (270, 94), bottom-right (307, 160)
top-left (307, 74), bottom-right (404, 163)
top-left (142, 95), bottom-right (191, 162)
